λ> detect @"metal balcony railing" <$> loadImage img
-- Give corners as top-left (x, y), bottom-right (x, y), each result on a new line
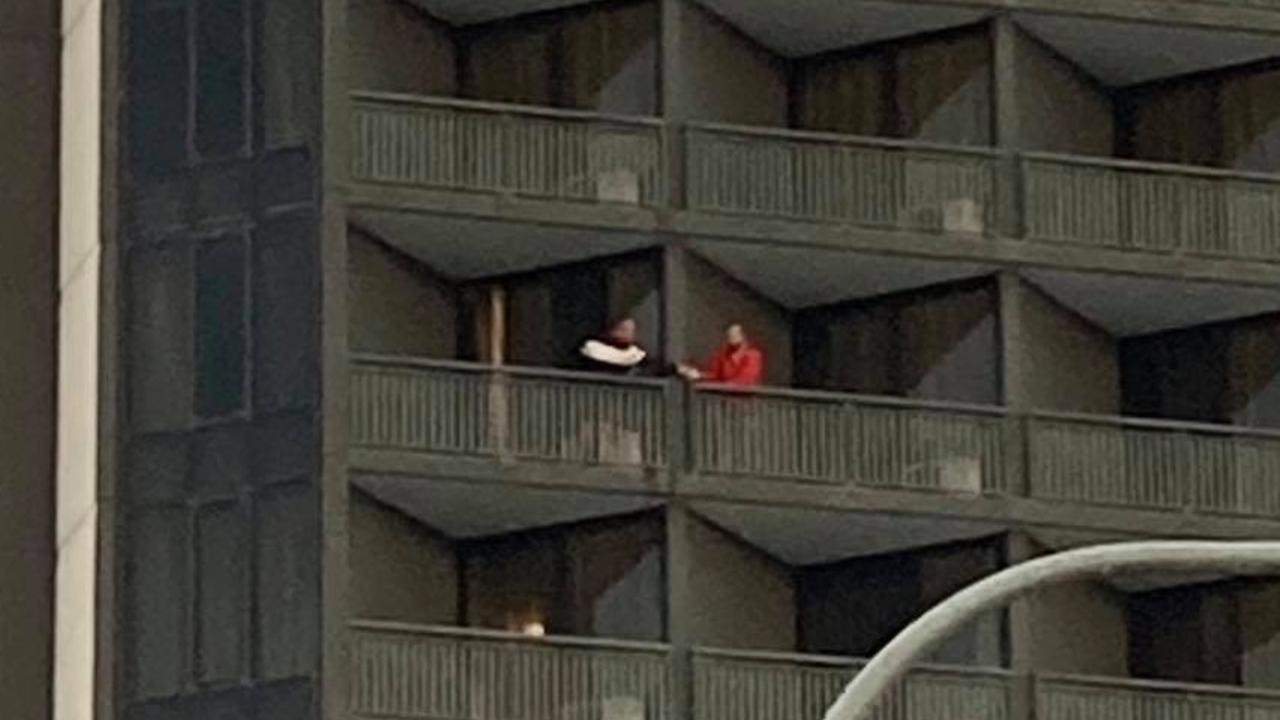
top-left (350, 622), bottom-right (673, 720)
top-left (1038, 673), bottom-right (1280, 720)
top-left (350, 94), bottom-right (1280, 262)
top-left (693, 647), bottom-right (1013, 720)
top-left (350, 358), bottom-right (1280, 519)
top-left (348, 625), bottom-right (1280, 720)
top-left (1023, 153), bottom-right (1280, 261)
top-left (1028, 412), bottom-right (1280, 517)
top-left (692, 385), bottom-right (1017, 496)
top-left (350, 356), bottom-right (670, 470)
top-left (685, 123), bottom-right (1001, 235)
top-left (351, 92), bottom-right (667, 206)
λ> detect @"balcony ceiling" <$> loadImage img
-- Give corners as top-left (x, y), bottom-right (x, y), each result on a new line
top-left (689, 240), bottom-right (997, 309)
top-left (692, 500), bottom-right (1005, 566)
top-left (696, 0), bottom-right (990, 57)
top-left (1026, 269), bottom-right (1280, 337)
top-left (351, 210), bottom-right (662, 280)
top-left (1016, 13), bottom-right (1280, 86)
top-left (354, 474), bottom-right (663, 539)
top-left (404, 0), bottom-right (597, 25)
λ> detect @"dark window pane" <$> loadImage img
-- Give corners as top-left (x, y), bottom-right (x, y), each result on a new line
top-left (128, 7), bottom-right (189, 177)
top-left (195, 236), bottom-right (247, 417)
top-left (195, 0), bottom-right (247, 157)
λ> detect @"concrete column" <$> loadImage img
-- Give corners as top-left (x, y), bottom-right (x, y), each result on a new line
top-left (997, 272), bottom-right (1028, 410)
top-left (659, 0), bottom-right (686, 207)
top-left (1, 0), bottom-right (58, 718)
top-left (665, 502), bottom-right (695, 720)
top-left (990, 15), bottom-right (1024, 238)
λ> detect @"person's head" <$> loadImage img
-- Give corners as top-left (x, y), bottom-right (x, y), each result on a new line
top-left (725, 323), bottom-right (746, 348)
top-left (610, 318), bottom-right (638, 344)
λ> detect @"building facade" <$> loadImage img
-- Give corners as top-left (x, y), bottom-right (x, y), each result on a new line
top-left (9, 0), bottom-right (1280, 719)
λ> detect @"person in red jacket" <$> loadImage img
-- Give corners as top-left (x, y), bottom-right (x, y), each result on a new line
top-left (677, 323), bottom-right (764, 387)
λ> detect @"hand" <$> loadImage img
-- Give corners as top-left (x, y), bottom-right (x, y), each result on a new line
top-left (676, 364), bottom-right (701, 381)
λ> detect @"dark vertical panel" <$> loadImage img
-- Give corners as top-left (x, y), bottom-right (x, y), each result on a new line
top-left (128, 243), bottom-right (194, 432)
top-left (125, 507), bottom-right (190, 700)
top-left (251, 412), bottom-right (318, 487)
top-left (260, 0), bottom-right (320, 149)
top-left (254, 482), bottom-right (319, 679)
top-left (196, 0), bottom-right (248, 157)
top-left (1121, 326), bottom-right (1228, 422)
top-left (552, 266), bottom-right (607, 368)
top-left (791, 312), bottom-right (831, 389)
top-left (196, 503), bottom-right (248, 684)
top-left (1129, 589), bottom-right (1206, 681)
top-left (252, 214), bottom-right (319, 413)
top-left (195, 236), bottom-right (247, 418)
top-left (127, 5), bottom-right (190, 177)
top-left (124, 434), bottom-right (189, 507)
top-left (191, 425), bottom-right (249, 499)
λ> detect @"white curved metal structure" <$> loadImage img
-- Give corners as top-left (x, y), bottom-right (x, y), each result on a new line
top-left (821, 541), bottom-right (1280, 720)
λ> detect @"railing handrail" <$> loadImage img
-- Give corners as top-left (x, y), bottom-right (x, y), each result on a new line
top-left (350, 619), bottom-right (673, 654)
top-left (694, 382), bottom-right (1012, 418)
top-left (686, 120), bottom-right (1005, 159)
top-left (1039, 671), bottom-right (1280, 702)
top-left (351, 90), bottom-right (666, 129)
top-left (352, 353), bottom-right (672, 390)
top-left (353, 354), bottom-right (1280, 440)
top-left (1030, 407), bottom-right (1280, 440)
top-left (1022, 150), bottom-right (1280, 185)
top-left (692, 645), bottom-right (1015, 680)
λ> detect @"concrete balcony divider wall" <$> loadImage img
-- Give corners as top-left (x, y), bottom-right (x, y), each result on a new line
top-left (349, 357), bottom-right (1280, 521)
top-left (349, 95), bottom-right (1280, 263)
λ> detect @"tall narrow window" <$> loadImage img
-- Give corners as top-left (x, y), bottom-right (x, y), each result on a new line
top-left (195, 236), bottom-right (247, 417)
top-left (128, 4), bottom-right (189, 176)
top-left (196, 0), bottom-right (248, 157)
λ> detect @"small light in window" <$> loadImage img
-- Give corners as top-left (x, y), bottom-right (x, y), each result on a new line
top-left (521, 622), bottom-right (546, 638)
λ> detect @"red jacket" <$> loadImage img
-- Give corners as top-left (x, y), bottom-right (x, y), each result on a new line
top-left (702, 343), bottom-right (764, 387)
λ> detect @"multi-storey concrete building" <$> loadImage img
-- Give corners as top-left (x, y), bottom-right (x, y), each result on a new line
top-left (9, 0), bottom-right (1280, 718)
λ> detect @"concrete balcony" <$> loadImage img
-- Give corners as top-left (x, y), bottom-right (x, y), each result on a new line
top-left (691, 385), bottom-right (1017, 496)
top-left (693, 647), bottom-right (1013, 720)
top-left (1038, 673), bottom-right (1280, 720)
top-left (1023, 154), bottom-right (1280, 262)
top-left (348, 358), bottom-right (1280, 533)
top-left (348, 95), bottom-right (1280, 285)
top-left (347, 622), bottom-right (1280, 720)
top-left (351, 93), bottom-right (668, 207)
top-left (685, 124), bottom-right (1001, 237)
top-left (1028, 412), bottom-right (1280, 518)
top-left (350, 356), bottom-right (673, 484)
top-left (349, 622), bottom-right (673, 720)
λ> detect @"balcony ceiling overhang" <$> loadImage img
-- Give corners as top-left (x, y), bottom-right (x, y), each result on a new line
top-left (351, 210), bottom-right (662, 281)
top-left (1026, 269), bottom-right (1280, 337)
top-left (695, 0), bottom-right (1277, 86)
top-left (355, 474), bottom-right (663, 539)
top-left (689, 240), bottom-right (997, 309)
top-left (403, 0), bottom-right (598, 25)
top-left (691, 500), bottom-right (1005, 566)
top-left (695, 0), bottom-right (990, 57)
top-left (1016, 13), bottom-right (1280, 87)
